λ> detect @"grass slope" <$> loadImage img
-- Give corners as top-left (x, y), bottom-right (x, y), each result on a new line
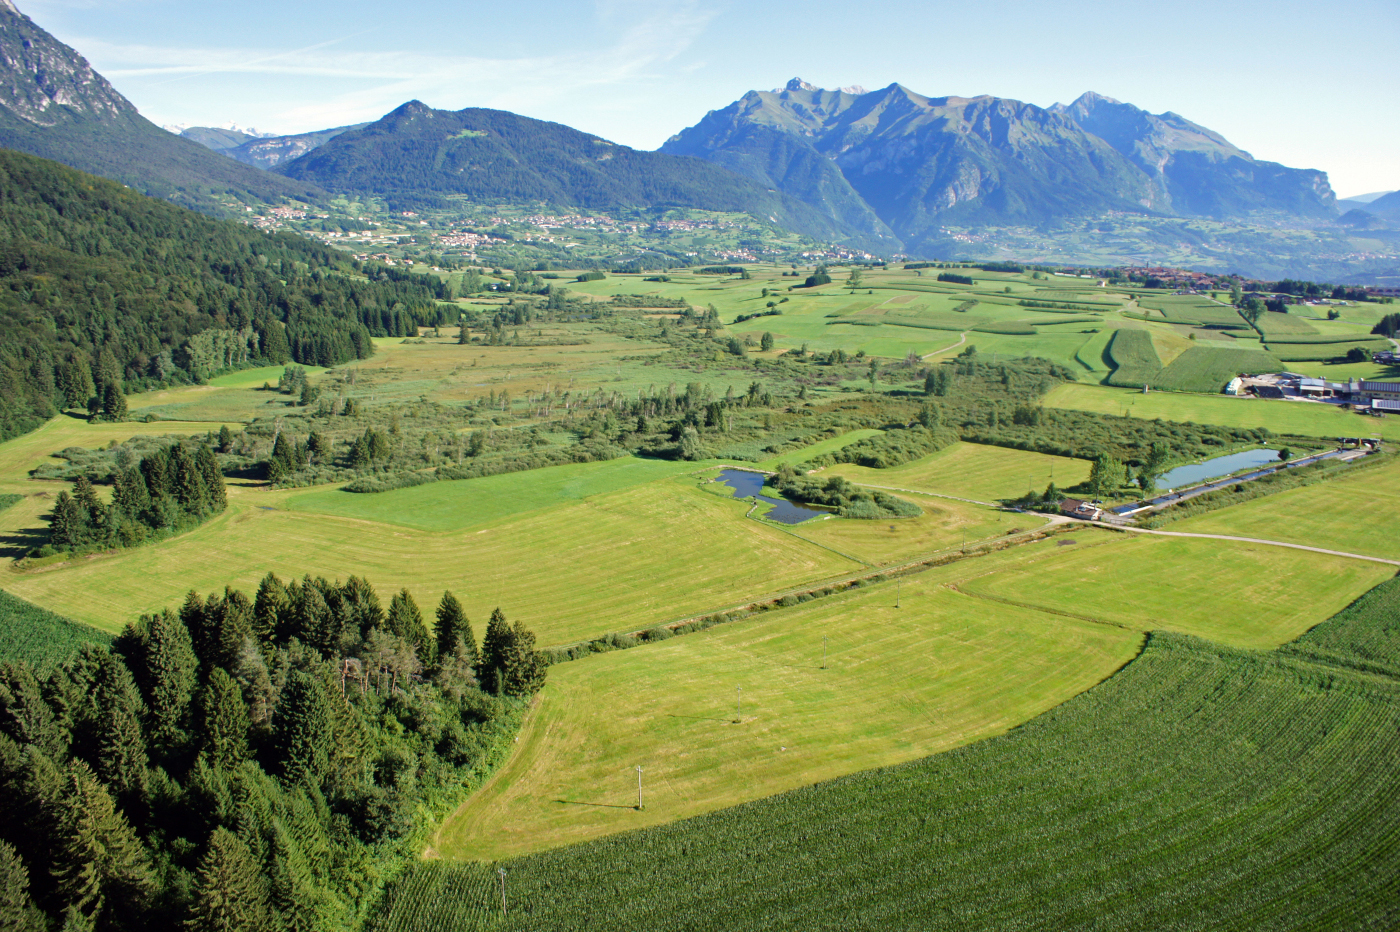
top-left (434, 574), bottom-right (1143, 860)
top-left (955, 529), bottom-right (1390, 649)
top-left (286, 457), bottom-right (707, 532)
top-left (373, 574), bottom-right (1400, 932)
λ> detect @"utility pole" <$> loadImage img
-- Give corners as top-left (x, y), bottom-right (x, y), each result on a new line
top-left (736, 686), bottom-right (742, 723)
top-left (961, 529), bottom-right (966, 553)
top-left (636, 765), bottom-right (644, 810)
top-left (498, 868), bottom-right (507, 917)
top-left (822, 636), bottom-right (828, 669)
top-left (897, 577), bottom-right (901, 608)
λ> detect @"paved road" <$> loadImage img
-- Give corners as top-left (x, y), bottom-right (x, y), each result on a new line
top-left (1090, 523), bottom-right (1400, 567)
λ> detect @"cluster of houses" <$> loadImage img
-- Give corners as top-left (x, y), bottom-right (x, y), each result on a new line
top-left (1225, 373), bottom-right (1400, 415)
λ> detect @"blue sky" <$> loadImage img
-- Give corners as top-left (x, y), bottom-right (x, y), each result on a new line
top-left (18, 0), bottom-right (1400, 196)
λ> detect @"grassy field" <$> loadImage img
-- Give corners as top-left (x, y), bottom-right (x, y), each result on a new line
top-left (1044, 380), bottom-right (1400, 442)
top-left (382, 577), bottom-right (1400, 931)
top-left (1172, 455), bottom-right (1400, 561)
top-left (2, 474), bottom-right (869, 643)
top-left (777, 496), bottom-right (1048, 567)
top-left (286, 456), bottom-right (710, 532)
top-left (824, 441), bottom-right (1092, 502)
top-left (434, 573), bottom-right (1144, 860)
top-left (954, 529), bottom-right (1391, 649)
top-left (432, 526), bottom-right (1387, 861)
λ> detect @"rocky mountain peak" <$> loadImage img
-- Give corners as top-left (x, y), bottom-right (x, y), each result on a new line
top-left (0, 0), bottom-right (135, 126)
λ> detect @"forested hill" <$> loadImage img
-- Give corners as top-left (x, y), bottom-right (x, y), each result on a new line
top-left (275, 101), bottom-right (884, 250)
top-left (0, 148), bottom-right (451, 441)
top-left (0, 1), bottom-right (319, 212)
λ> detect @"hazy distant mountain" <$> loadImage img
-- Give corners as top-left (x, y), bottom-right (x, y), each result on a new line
top-left (1338, 190), bottom-right (1395, 206)
top-left (178, 122), bottom-right (370, 169)
top-left (277, 100), bottom-right (884, 248)
top-left (1360, 189), bottom-right (1400, 222)
top-left (663, 79), bottom-right (1338, 254)
top-left (225, 124), bottom-right (371, 169)
top-left (0, 1), bottom-right (316, 211)
top-left (176, 125), bottom-right (261, 151)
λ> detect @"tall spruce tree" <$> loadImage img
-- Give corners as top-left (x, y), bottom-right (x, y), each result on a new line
top-left (252, 573), bottom-right (287, 644)
top-left (92, 659), bottom-right (149, 800)
top-left (200, 668), bottom-right (250, 770)
top-left (268, 822), bottom-right (328, 932)
top-left (500, 621), bottom-right (548, 697)
top-left (0, 840), bottom-right (44, 932)
top-left (186, 828), bottom-right (270, 932)
top-left (386, 590), bottom-right (428, 656)
top-left (273, 671), bottom-right (332, 787)
top-left (49, 761), bottom-right (153, 922)
top-left (434, 591), bottom-right (476, 664)
top-left (479, 608), bottom-right (511, 695)
top-left (117, 609), bottom-right (198, 757)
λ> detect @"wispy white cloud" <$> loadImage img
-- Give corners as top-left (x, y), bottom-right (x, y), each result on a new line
top-left (73, 0), bottom-right (722, 136)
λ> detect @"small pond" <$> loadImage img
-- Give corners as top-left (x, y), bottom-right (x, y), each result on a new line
top-left (1155, 448), bottom-right (1282, 490)
top-left (716, 468), bottom-right (829, 525)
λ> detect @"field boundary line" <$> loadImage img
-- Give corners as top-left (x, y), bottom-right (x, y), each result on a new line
top-left (853, 483), bottom-right (1001, 508)
top-left (1094, 523), bottom-right (1400, 567)
top-left (946, 583), bottom-right (1135, 631)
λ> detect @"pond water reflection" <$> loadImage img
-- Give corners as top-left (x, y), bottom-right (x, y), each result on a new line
top-left (716, 469), bottom-right (829, 525)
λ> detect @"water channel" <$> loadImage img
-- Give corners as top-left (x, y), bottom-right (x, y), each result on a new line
top-left (1155, 448), bottom-right (1282, 490)
top-left (716, 468), bottom-right (829, 525)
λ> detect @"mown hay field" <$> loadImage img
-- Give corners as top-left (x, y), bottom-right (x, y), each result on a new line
top-left (379, 575), bottom-right (1400, 931)
top-left (1172, 454), bottom-right (1400, 561)
top-left (3, 475), bottom-right (871, 642)
top-left (434, 571), bottom-right (1145, 860)
top-left (953, 528), bottom-right (1391, 649)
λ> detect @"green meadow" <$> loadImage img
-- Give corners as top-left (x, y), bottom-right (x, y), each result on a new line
top-left (3, 260), bottom-right (1397, 899)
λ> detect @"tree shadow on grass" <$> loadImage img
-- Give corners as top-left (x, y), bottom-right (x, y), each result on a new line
top-left (553, 799), bottom-right (636, 809)
top-left (0, 525), bottom-right (48, 560)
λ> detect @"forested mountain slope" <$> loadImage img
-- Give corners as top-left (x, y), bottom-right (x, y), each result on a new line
top-left (0, 149), bottom-right (450, 440)
top-left (0, 1), bottom-right (318, 212)
top-left (275, 101), bottom-right (883, 249)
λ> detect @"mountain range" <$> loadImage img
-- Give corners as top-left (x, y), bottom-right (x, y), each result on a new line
top-left (0, 0), bottom-right (1386, 271)
top-left (270, 100), bottom-right (862, 245)
top-left (660, 79), bottom-right (1338, 254)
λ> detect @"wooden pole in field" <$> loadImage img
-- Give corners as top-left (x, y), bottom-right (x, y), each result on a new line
top-left (498, 868), bottom-right (507, 917)
top-left (822, 636), bottom-right (827, 669)
top-left (636, 765), bottom-right (643, 810)
top-left (736, 686), bottom-right (742, 723)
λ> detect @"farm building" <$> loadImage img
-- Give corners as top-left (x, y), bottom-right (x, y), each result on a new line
top-left (1358, 381), bottom-right (1400, 402)
top-left (1059, 498), bottom-right (1101, 520)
